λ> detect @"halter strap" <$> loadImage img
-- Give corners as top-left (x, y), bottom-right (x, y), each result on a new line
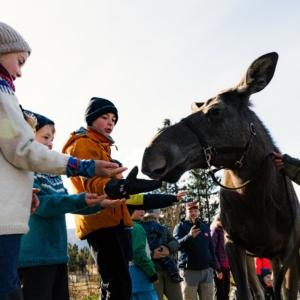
top-left (180, 115), bottom-right (256, 168)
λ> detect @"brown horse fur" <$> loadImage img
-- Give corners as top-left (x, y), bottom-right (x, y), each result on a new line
top-left (142, 53), bottom-right (300, 300)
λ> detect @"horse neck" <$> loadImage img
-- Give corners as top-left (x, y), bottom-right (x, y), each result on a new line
top-left (222, 128), bottom-right (278, 195)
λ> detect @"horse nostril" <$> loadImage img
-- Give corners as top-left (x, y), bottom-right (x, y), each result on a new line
top-left (152, 163), bottom-right (168, 177)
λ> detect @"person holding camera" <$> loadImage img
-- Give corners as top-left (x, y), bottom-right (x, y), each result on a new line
top-left (173, 202), bottom-right (216, 300)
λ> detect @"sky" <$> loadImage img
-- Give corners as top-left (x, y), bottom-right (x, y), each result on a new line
top-left (3, 1), bottom-right (300, 228)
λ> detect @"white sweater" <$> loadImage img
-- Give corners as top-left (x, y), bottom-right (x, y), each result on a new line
top-left (0, 78), bottom-right (70, 235)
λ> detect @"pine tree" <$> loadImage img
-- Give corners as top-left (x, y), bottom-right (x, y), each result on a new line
top-left (68, 243), bottom-right (79, 272)
top-left (185, 168), bottom-right (219, 225)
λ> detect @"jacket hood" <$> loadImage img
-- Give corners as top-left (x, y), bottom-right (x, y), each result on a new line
top-left (62, 126), bottom-right (113, 154)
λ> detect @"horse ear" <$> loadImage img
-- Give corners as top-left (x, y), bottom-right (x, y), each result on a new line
top-left (236, 52), bottom-right (278, 95)
top-left (191, 102), bottom-right (205, 112)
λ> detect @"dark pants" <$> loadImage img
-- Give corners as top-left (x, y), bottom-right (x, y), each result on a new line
top-left (0, 234), bottom-right (24, 300)
top-left (214, 268), bottom-right (230, 300)
top-left (87, 226), bottom-right (132, 300)
top-left (18, 264), bottom-right (69, 300)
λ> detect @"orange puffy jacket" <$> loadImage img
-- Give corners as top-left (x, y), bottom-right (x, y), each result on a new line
top-left (62, 126), bottom-right (133, 240)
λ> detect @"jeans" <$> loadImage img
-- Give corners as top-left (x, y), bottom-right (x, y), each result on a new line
top-left (0, 234), bottom-right (23, 300)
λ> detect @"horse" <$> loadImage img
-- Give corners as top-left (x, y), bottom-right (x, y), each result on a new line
top-left (141, 52), bottom-right (300, 299)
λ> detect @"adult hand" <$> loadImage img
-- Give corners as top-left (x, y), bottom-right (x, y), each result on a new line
top-left (85, 194), bottom-right (107, 206)
top-left (216, 272), bottom-right (223, 279)
top-left (153, 279), bottom-right (159, 284)
top-left (152, 246), bottom-right (170, 258)
top-left (100, 199), bottom-right (126, 208)
top-left (189, 225), bottom-right (201, 238)
top-left (104, 166), bottom-right (162, 199)
top-left (94, 160), bottom-right (128, 178)
top-left (176, 190), bottom-right (187, 201)
top-left (30, 188), bottom-right (40, 215)
top-left (272, 152), bottom-right (284, 171)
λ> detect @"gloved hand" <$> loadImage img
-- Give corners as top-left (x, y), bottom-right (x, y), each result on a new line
top-left (104, 166), bottom-right (162, 199)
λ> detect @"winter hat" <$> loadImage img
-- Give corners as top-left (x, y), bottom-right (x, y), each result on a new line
top-left (260, 268), bottom-right (272, 279)
top-left (186, 202), bottom-right (199, 210)
top-left (85, 97), bottom-right (118, 126)
top-left (24, 110), bottom-right (55, 132)
top-left (0, 22), bottom-right (31, 55)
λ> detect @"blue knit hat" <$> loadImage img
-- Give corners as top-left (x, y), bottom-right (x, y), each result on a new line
top-left (85, 97), bottom-right (118, 126)
top-left (260, 268), bottom-right (272, 279)
top-left (24, 110), bottom-right (55, 132)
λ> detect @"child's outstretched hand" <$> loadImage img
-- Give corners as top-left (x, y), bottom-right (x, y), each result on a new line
top-left (85, 194), bottom-right (107, 206)
top-left (31, 188), bottom-right (40, 215)
top-left (100, 199), bottom-right (126, 208)
top-left (85, 193), bottom-right (126, 208)
top-left (176, 190), bottom-right (187, 201)
top-left (94, 160), bottom-right (128, 178)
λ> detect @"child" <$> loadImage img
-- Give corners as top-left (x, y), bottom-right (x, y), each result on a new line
top-left (259, 268), bottom-right (275, 300)
top-left (142, 210), bottom-right (183, 283)
top-left (129, 209), bottom-right (159, 300)
top-left (17, 111), bottom-right (126, 300)
top-left (62, 97), bottom-right (163, 299)
top-left (0, 21), bottom-right (160, 299)
top-left (0, 21), bottom-right (129, 299)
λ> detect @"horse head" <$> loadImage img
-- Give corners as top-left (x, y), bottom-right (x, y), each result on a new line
top-left (142, 52), bottom-right (278, 183)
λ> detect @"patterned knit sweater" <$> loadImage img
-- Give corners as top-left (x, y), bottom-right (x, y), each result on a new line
top-left (18, 173), bottom-right (103, 268)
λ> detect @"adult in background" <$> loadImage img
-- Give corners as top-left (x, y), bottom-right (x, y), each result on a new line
top-left (146, 208), bottom-right (184, 300)
top-left (210, 214), bottom-right (230, 300)
top-left (173, 202), bottom-right (216, 300)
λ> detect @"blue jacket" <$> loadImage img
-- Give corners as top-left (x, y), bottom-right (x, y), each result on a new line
top-left (173, 218), bottom-right (216, 271)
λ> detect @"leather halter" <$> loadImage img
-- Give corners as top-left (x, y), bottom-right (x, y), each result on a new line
top-left (180, 116), bottom-right (256, 169)
top-left (180, 115), bottom-right (267, 191)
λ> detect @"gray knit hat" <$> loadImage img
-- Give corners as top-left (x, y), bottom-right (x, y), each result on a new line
top-left (0, 22), bottom-right (31, 55)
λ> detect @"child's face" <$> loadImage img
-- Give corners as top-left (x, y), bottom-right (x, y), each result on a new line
top-left (0, 51), bottom-right (29, 80)
top-left (263, 274), bottom-right (272, 286)
top-left (91, 113), bottom-right (116, 136)
top-left (35, 125), bottom-right (55, 150)
top-left (131, 210), bottom-right (145, 221)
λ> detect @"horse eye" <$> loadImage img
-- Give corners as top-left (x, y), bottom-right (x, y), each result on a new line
top-left (212, 108), bottom-right (221, 115)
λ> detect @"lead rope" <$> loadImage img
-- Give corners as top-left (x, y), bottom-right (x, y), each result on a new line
top-left (206, 153), bottom-right (273, 190)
